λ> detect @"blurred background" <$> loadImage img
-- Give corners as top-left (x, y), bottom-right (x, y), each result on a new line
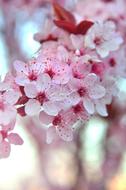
top-left (0, 0), bottom-right (126, 190)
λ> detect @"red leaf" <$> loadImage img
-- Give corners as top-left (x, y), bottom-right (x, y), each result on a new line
top-left (53, 3), bottom-right (76, 24)
top-left (76, 20), bottom-right (94, 35)
top-left (54, 20), bottom-right (76, 33)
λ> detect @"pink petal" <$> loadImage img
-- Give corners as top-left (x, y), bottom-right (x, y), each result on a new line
top-left (7, 133), bottom-right (24, 145)
top-left (39, 111), bottom-right (53, 125)
top-left (56, 126), bottom-right (73, 142)
top-left (0, 140), bottom-right (11, 158)
top-left (61, 110), bottom-right (77, 126)
top-left (24, 83), bottom-right (38, 98)
top-left (25, 99), bottom-right (41, 116)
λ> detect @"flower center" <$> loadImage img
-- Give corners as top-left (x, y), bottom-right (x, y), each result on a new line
top-left (45, 69), bottom-right (55, 78)
top-left (73, 104), bottom-right (82, 114)
top-left (78, 87), bottom-right (86, 97)
top-left (94, 37), bottom-right (102, 46)
top-left (53, 115), bottom-right (62, 126)
top-left (36, 92), bottom-right (46, 104)
top-left (28, 72), bottom-right (37, 81)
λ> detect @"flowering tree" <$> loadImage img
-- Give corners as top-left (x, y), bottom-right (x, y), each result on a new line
top-left (0, 0), bottom-right (126, 189)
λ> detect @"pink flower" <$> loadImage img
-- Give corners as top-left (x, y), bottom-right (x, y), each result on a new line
top-left (85, 21), bottom-right (123, 58)
top-left (70, 73), bottom-right (106, 114)
top-left (39, 109), bottom-right (77, 143)
top-left (0, 126), bottom-right (23, 158)
top-left (0, 82), bottom-right (20, 125)
top-left (39, 103), bottom-right (89, 143)
top-left (24, 73), bottom-right (51, 116)
top-left (94, 77), bottom-right (118, 116)
top-left (37, 45), bottom-right (71, 84)
top-left (13, 59), bottom-right (45, 86)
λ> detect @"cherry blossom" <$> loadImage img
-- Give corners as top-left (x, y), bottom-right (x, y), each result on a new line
top-left (0, 125), bottom-right (23, 158)
top-left (85, 21), bottom-right (123, 58)
top-left (13, 59), bottom-right (45, 86)
top-left (69, 73), bottom-right (106, 114)
top-left (0, 81), bottom-right (20, 125)
top-left (24, 73), bottom-right (51, 116)
top-left (40, 102), bottom-right (89, 143)
top-left (0, 0), bottom-right (126, 160)
top-left (37, 44), bottom-right (71, 84)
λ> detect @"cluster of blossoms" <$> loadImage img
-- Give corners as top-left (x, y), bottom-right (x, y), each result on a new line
top-left (0, 75), bottom-right (23, 158)
top-left (0, 2), bottom-right (125, 158)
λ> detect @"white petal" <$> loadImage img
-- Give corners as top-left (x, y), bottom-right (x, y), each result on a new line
top-left (97, 46), bottom-right (109, 58)
top-left (83, 97), bottom-right (95, 114)
top-left (95, 101), bottom-right (108, 117)
top-left (89, 85), bottom-right (106, 99)
top-left (0, 106), bottom-right (16, 125)
top-left (4, 90), bottom-right (20, 105)
top-left (13, 60), bottom-right (28, 74)
top-left (84, 73), bottom-right (98, 88)
top-left (85, 35), bottom-right (96, 49)
top-left (70, 34), bottom-right (83, 49)
top-left (37, 73), bottom-right (51, 91)
top-left (0, 82), bottom-right (9, 91)
top-left (62, 92), bottom-right (81, 110)
top-left (25, 99), bottom-right (41, 116)
top-left (46, 126), bottom-right (56, 144)
top-left (47, 84), bottom-right (71, 101)
top-left (15, 76), bottom-right (29, 86)
top-left (57, 46), bottom-right (69, 62)
top-left (43, 101), bottom-right (60, 116)
top-left (24, 83), bottom-right (38, 98)
top-left (39, 111), bottom-right (53, 125)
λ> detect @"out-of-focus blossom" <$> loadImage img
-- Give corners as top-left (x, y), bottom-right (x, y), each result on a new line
top-left (85, 21), bottom-right (123, 58)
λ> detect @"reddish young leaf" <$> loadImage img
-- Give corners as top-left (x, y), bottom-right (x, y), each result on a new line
top-left (54, 20), bottom-right (76, 33)
top-left (76, 20), bottom-right (94, 35)
top-left (53, 3), bottom-right (76, 24)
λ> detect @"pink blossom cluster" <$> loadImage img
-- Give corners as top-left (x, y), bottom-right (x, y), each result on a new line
top-left (0, 2), bottom-right (125, 157)
top-left (0, 75), bottom-right (23, 158)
